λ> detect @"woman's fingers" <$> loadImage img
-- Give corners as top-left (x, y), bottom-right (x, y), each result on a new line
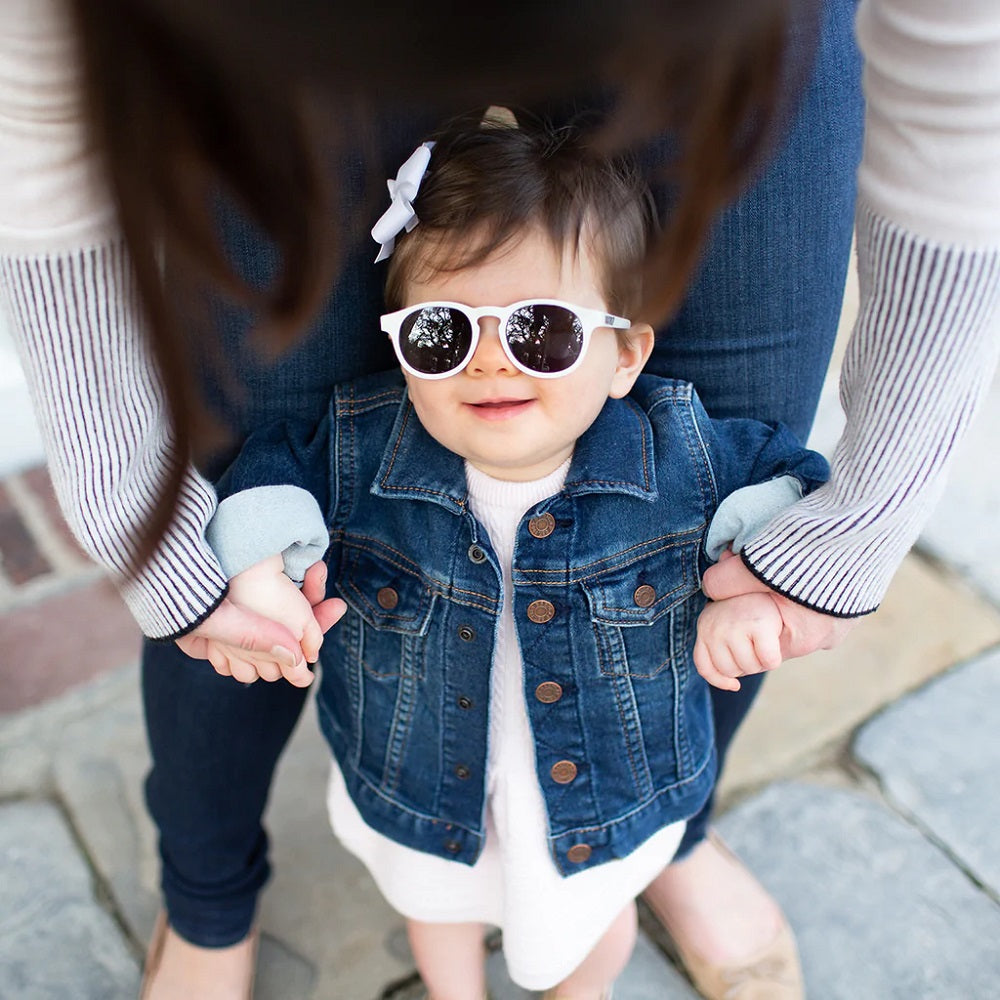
top-left (177, 598), bottom-right (306, 669)
top-left (204, 642), bottom-right (233, 679)
top-left (253, 659), bottom-right (283, 683)
top-left (226, 655), bottom-right (261, 685)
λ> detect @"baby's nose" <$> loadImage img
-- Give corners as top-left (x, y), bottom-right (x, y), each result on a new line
top-left (468, 319), bottom-right (514, 376)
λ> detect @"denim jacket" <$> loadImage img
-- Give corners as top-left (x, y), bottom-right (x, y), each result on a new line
top-left (210, 370), bottom-right (828, 874)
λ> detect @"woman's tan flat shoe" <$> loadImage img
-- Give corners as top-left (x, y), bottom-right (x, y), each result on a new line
top-left (140, 911), bottom-right (259, 1000)
top-left (646, 833), bottom-right (804, 1000)
top-left (669, 918), bottom-right (803, 1000)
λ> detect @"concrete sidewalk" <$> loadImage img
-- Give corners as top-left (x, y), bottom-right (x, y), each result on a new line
top-left (2, 328), bottom-right (1000, 995)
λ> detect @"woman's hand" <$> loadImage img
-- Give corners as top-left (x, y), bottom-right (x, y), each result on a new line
top-left (702, 550), bottom-right (855, 660)
top-left (175, 560), bottom-right (346, 686)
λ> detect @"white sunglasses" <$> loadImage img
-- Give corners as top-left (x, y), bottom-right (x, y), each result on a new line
top-left (380, 299), bottom-right (631, 380)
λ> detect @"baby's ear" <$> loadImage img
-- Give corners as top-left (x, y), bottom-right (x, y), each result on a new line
top-left (609, 323), bottom-right (655, 398)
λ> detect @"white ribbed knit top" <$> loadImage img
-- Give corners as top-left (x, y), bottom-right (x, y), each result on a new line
top-left (1, 0), bottom-right (999, 634)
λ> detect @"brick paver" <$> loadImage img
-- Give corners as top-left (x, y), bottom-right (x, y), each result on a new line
top-left (0, 464), bottom-right (140, 713)
top-left (21, 465), bottom-right (90, 562)
top-left (0, 479), bottom-right (52, 585)
top-left (0, 577), bottom-right (140, 712)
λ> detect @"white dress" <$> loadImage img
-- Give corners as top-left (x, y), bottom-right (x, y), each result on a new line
top-left (326, 459), bottom-right (685, 991)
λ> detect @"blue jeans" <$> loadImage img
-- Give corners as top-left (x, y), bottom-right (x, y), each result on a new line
top-left (142, 0), bottom-right (862, 945)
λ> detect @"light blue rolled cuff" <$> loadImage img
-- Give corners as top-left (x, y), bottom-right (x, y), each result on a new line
top-left (705, 475), bottom-right (804, 562)
top-left (205, 486), bottom-right (330, 584)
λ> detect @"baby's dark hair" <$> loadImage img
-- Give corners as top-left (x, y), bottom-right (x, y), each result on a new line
top-left (384, 111), bottom-right (654, 317)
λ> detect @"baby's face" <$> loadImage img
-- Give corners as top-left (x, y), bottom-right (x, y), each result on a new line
top-left (400, 228), bottom-right (650, 481)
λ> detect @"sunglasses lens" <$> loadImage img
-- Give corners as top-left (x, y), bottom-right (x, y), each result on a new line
top-left (398, 306), bottom-right (474, 375)
top-left (506, 304), bottom-right (584, 374)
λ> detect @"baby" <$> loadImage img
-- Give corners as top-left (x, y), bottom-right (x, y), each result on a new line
top-left (204, 112), bottom-right (827, 999)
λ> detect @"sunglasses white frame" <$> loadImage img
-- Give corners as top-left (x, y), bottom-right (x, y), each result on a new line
top-left (380, 298), bottom-right (631, 380)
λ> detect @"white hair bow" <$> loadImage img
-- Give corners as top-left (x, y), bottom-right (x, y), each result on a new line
top-left (371, 141), bottom-right (435, 263)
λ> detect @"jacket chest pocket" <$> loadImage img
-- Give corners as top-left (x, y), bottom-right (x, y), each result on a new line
top-left (336, 545), bottom-right (435, 680)
top-left (582, 542), bottom-right (703, 679)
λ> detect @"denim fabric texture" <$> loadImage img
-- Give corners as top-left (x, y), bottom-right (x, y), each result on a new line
top-left (213, 371), bottom-right (828, 872)
top-left (656, 0), bottom-right (863, 857)
top-left (142, 0), bottom-right (862, 947)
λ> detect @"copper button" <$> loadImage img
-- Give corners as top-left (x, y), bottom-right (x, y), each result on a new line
top-left (633, 584), bottom-right (656, 608)
top-left (535, 681), bottom-right (563, 704)
top-left (567, 843), bottom-right (592, 864)
top-left (550, 760), bottom-right (578, 784)
top-left (527, 599), bottom-right (556, 624)
top-left (528, 512), bottom-right (556, 538)
top-left (377, 587), bottom-right (399, 610)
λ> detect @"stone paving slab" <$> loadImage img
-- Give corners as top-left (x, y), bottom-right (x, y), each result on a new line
top-left (718, 553), bottom-right (1000, 799)
top-left (0, 800), bottom-right (139, 999)
top-left (717, 781), bottom-right (1000, 1000)
top-left (47, 675), bottom-right (413, 999)
top-left (853, 649), bottom-right (1000, 897)
top-left (0, 663), bottom-right (135, 799)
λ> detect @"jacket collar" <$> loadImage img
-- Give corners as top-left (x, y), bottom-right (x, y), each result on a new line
top-left (371, 389), bottom-right (659, 513)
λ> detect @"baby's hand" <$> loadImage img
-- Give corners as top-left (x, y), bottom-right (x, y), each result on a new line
top-left (207, 555), bottom-right (337, 687)
top-left (694, 592), bottom-right (784, 692)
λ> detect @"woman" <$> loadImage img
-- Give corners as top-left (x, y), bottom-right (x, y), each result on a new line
top-left (1, 1), bottom-right (997, 998)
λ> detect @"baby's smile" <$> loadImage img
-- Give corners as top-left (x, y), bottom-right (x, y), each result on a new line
top-left (464, 397), bottom-right (535, 420)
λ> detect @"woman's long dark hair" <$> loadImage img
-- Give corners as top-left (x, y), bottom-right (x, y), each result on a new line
top-left (67, 0), bottom-right (817, 567)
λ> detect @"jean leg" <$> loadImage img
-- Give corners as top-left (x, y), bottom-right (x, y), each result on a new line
top-left (645, 0), bottom-right (863, 857)
top-left (142, 118), bottom-right (438, 945)
top-left (143, 641), bottom-right (310, 945)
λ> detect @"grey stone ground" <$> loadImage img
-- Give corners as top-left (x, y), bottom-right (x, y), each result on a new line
top-left (2, 347), bottom-right (999, 995)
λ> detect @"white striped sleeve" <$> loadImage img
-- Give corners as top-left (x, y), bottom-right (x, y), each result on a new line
top-left (742, 205), bottom-right (1000, 616)
top-left (1, 240), bottom-right (229, 638)
top-left (742, 0), bottom-right (1000, 616)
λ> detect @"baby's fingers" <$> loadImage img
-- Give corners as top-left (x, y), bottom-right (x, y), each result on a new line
top-left (751, 627), bottom-right (783, 673)
top-left (203, 638), bottom-right (296, 685)
top-left (301, 614), bottom-right (323, 665)
top-left (314, 597), bottom-right (347, 635)
top-left (693, 639), bottom-right (741, 692)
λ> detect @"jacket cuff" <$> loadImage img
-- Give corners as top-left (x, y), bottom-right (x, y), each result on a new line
top-left (207, 485), bottom-right (329, 583)
top-left (705, 475), bottom-right (803, 561)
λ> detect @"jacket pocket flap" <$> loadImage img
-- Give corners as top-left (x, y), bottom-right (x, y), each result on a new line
top-left (582, 544), bottom-right (699, 626)
top-left (337, 544), bottom-right (434, 634)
